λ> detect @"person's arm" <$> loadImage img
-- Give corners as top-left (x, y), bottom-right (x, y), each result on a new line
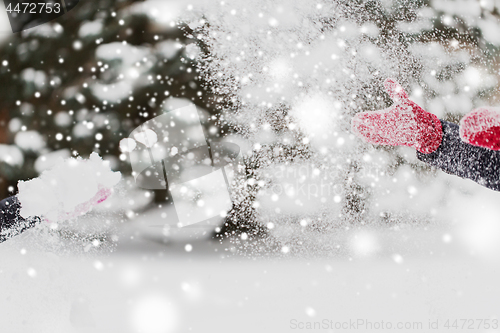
top-left (417, 120), bottom-right (500, 191)
top-left (0, 196), bottom-right (39, 243)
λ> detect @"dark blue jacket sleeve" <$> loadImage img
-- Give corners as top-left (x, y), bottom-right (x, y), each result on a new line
top-left (0, 196), bottom-right (39, 243)
top-left (417, 120), bottom-right (500, 191)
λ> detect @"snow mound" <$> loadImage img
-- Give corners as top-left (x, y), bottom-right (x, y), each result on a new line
top-left (17, 153), bottom-right (121, 222)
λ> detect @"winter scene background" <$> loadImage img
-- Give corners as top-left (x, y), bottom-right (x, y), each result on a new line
top-left (0, 0), bottom-right (500, 332)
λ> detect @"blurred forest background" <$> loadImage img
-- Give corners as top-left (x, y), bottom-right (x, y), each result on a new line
top-left (1, 0), bottom-right (500, 246)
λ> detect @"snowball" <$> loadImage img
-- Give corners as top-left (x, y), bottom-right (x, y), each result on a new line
top-left (18, 153), bottom-right (121, 222)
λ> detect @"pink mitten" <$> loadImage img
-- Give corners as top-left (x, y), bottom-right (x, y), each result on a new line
top-left (351, 79), bottom-right (443, 154)
top-left (459, 107), bottom-right (500, 151)
top-left (43, 186), bottom-right (113, 223)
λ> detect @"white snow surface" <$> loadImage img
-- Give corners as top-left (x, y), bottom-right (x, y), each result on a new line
top-left (17, 153), bottom-right (121, 222)
top-left (1, 224), bottom-right (500, 333)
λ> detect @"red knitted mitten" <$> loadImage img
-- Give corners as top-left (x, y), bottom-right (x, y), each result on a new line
top-left (459, 107), bottom-right (500, 151)
top-left (351, 78), bottom-right (443, 154)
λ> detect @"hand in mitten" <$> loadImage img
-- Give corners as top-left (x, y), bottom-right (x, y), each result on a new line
top-left (351, 79), bottom-right (443, 154)
top-left (54, 186), bottom-right (113, 222)
top-left (17, 153), bottom-right (121, 223)
top-left (459, 107), bottom-right (500, 151)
